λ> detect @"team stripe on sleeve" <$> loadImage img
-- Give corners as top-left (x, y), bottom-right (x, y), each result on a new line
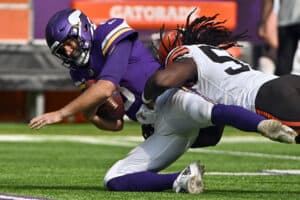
top-left (166, 46), bottom-right (190, 65)
top-left (256, 109), bottom-right (300, 133)
top-left (101, 21), bottom-right (133, 55)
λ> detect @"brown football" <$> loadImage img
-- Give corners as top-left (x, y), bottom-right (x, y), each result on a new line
top-left (96, 90), bottom-right (125, 120)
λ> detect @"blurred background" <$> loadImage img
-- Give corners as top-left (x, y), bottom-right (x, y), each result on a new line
top-left (0, 0), bottom-right (299, 123)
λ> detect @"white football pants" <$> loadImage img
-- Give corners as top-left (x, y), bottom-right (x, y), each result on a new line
top-left (104, 88), bottom-right (214, 184)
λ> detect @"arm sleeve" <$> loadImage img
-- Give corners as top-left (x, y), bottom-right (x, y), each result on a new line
top-left (211, 104), bottom-right (266, 132)
top-left (98, 39), bottom-right (133, 86)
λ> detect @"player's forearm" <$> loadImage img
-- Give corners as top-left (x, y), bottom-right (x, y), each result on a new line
top-left (143, 73), bottom-right (169, 104)
top-left (260, 0), bottom-right (274, 24)
top-left (59, 80), bottom-right (116, 118)
top-left (143, 59), bottom-right (196, 104)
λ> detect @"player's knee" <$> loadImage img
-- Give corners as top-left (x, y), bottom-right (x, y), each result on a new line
top-left (104, 173), bottom-right (124, 191)
top-left (105, 177), bottom-right (123, 191)
top-left (105, 174), bottom-right (142, 191)
top-left (103, 161), bottom-right (123, 188)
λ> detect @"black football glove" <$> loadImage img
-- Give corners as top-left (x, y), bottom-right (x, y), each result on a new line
top-left (141, 124), bottom-right (155, 139)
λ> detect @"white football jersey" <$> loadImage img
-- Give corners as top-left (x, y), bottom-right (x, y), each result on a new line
top-left (168, 44), bottom-right (277, 111)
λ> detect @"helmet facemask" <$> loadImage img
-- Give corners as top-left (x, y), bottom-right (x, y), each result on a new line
top-left (52, 36), bottom-right (90, 67)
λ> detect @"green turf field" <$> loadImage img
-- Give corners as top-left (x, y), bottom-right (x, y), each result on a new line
top-left (0, 122), bottom-right (299, 200)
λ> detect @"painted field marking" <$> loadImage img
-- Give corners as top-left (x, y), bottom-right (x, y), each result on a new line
top-left (206, 170), bottom-right (300, 176)
top-left (189, 148), bottom-right (300, 161)
top-left (0, 193), bottom-right (48, 200)
top-left (0, 135), bottom-right (299, 161)
top-left (0, 134), bottom-right (269, 144)
top-left (0, 135), bottom-right (299, 177)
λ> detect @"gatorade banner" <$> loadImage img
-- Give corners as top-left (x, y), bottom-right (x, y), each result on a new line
top-left (0, 0), bottom-right (30, 41)
top-left (72, 0), bottom-right (237, 30)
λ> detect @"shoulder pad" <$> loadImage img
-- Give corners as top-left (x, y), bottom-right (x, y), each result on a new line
top-left (165, 46), bottom-right (190, 65)
top-left (95, 18), bottom-right (137, 55)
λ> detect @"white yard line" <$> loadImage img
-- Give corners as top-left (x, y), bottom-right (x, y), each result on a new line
top-left (206, 170), bottom-right (300, 176)
top-left (0, 135), bottom-right (269, 143)
top-left (0, 135), bottom-right (137, 147)
top-left (189, 148), bottom-right (300, 161)
top-left (0, 194), bottom-right (46, 200)
top-left (0, 135), bottom-right (299, 161)
top-left (0, 134), bottom-right (299, 176)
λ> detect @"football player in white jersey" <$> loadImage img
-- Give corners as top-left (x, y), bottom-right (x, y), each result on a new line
top-left (104, 13), bottom-right (299, 194)
top-left (105, 78), bottom-right (297, 193)
top-left (152, 9), bottom-right (300, 140)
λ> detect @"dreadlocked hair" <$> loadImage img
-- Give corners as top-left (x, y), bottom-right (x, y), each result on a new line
top-left (181, 8), bottom-right (247, 49)
top-left (159, 8), bottom-right (247, 52)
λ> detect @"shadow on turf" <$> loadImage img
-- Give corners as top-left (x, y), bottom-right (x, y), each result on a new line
top-left (1, 185), bottom-right (300, 195)
top-left (0, 185), bottom-right (105, 191)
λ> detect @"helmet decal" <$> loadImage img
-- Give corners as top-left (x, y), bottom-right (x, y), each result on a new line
top-left (68, 10), bottom-right (81, 25)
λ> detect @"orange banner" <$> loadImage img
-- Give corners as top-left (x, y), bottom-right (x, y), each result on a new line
top-left (0, 9), bottom-right (29, 40)
top-left (72, 0), bottom-right (237, 30)
top-left (0, 0), bottom-right (28, 3)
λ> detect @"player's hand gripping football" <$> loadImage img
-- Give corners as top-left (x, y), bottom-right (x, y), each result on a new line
top-left (29, 110), bottom-right (64, 129)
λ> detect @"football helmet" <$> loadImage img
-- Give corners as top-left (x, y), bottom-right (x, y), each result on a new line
top-left (45, 9), bottom-right (96, 67)
top-left (158, 29), bottom-right (183, 64)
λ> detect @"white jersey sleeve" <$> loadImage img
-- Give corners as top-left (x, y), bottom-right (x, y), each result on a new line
top-left (170, 44), bottom-right (277, 111)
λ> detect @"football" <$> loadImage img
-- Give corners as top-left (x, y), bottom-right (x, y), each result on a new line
top-left (96, 90), bottom-right (125, 120)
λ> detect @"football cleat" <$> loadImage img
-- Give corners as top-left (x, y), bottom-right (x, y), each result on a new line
top-left (173, 161), bottom-right (205, 194)
top-left (258, 119), bottom-right (298, 144)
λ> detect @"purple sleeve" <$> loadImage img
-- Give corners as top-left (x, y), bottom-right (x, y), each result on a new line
top-left (211, 104), bottom-right (265, 132)
top-left (98, 40), bottom-right (132, 85)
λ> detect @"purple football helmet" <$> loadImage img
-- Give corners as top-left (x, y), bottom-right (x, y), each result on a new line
top-left (45, 9), bottom-right (96, 67)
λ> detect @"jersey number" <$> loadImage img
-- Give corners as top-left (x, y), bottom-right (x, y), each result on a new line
top-left (199, 46), bottom-right (250, 75)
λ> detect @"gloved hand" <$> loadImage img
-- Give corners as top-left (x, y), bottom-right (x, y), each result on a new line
top-left (141, 124), bottom-right (155, 139)
top-left (136, 104), bottom-right (157, 124)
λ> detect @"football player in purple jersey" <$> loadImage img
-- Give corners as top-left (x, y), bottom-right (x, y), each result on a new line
top-left (29, 9), bottom-right (297, 193)
top-left (29, 9), bottom-right (161, 131)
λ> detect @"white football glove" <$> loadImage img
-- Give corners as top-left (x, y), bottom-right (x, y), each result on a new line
top-left (136, 104), bottom-right (157, 124)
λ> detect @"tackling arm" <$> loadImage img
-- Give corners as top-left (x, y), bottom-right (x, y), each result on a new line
top-left (143, 57), bottom-right (197, 104)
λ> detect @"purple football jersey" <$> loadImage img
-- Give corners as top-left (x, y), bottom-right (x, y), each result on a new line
top-left (70, 18), bottom-right (161, 121)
